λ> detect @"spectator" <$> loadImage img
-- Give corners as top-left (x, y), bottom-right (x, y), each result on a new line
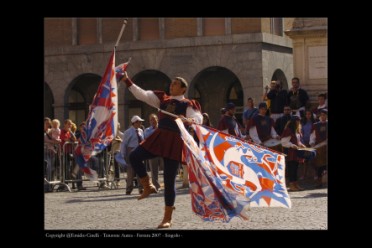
top-left (310, 109), bottom-right (328, 188)
top-left (242, 97), bottom-right (258, 130)
top-left (287, 77), bottom-right (309, 118)
top-left (60, 119), bottom-right (85, 191)
top-left (299, 110), bottom-right (316, 180)
top-left (120, 115), bottom-right (145, 195)
top-left (44, 117), bottom-right (59, 191)
top-left (220, 107), bottom-right (226, 116)
top-left (217, 102), bottom-right (245, 139)
top-left (248, 102), bottom-right (279, 145)
top-left (75, 121), bottom-right (86, 140)
top-left (301, 110), bottom-right (316, 146)
top-left (110, 122), bottom-right (123, 186)
top-left (312, 93), bottom-right (327, 121)
top-left (281, 116), bottom-right (306, 191)
top-left (275, 106), bottom-right (292, 136)
top-left (267, 80), bottom-right (288, 122)
top-left (144, 114), bottom-right (163, 191)
top-left (50, 119), bottom-right (61, 142)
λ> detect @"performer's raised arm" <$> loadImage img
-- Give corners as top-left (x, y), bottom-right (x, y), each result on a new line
top-left (121, 71), bottom-right (161, 108)
top-left (186, 105), bottom-right (203, 124)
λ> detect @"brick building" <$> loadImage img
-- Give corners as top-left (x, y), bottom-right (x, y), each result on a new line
top-left (44, 18), bottom-right (295, 128)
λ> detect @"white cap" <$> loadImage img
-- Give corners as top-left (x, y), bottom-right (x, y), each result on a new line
top-left (131, 115), bottom-right (144, 123)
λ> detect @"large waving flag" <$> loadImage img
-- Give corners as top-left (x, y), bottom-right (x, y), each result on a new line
top-left (74, 51), bottom-right (118, 180)
top-left (175, 119), bottom-right (291, 222)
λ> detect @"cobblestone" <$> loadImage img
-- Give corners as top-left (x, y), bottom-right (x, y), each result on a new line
top-left (44, 176), bottom-right (327, 230)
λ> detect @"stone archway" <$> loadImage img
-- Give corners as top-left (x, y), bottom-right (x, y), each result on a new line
top-left (64, 73), bottom-right (101, 125)
top-left (189, 66), bottom-right (243, 127)
top-left (271, 69), bottom-right (288, 90)
top-left (124, 70), bottom-right (171, 128)
top-left (44, 82), bottom-right (54, 119)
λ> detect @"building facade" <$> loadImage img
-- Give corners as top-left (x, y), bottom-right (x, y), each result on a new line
top-left (285, 18), bottom-right (328, 104)
top-left (44, 18), bottom-right (295, 128)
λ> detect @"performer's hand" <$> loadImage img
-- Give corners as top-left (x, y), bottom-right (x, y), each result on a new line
top-left (291, 144), bottom-right (298, 149)
top-left (120, 71), bottom-right (133, 87)
top-left (299, 144), bottom-right (306, 148)
top-left (179, 115), bottom-right (193, 124)
top-left (121, 71), bottom-right (128, 81)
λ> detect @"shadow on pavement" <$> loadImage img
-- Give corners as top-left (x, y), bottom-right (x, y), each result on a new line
top-left (64, 186), bottom-right (191, 203)
top-left (291, 192), bottom-right (328, 199)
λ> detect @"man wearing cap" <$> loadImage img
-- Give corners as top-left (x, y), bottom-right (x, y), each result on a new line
top-left (248, 102), bottom-right (280, 145)
top-left (120, 72), bottom-right (202, 228)
top-left (120, 115), bottom-right (145, 195)
top-left (217, 102), bottom-right (245, 139)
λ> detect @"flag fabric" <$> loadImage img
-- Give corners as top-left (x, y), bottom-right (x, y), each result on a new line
top-left (175, 119), bottom-right (291, 223)
top-left (74, 51), bottom-right (118, 180)
top-left (115, 57), bottom-right (131, 82)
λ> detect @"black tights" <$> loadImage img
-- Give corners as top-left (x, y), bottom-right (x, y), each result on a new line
top-left (129, 146), bottom-right (180, 206)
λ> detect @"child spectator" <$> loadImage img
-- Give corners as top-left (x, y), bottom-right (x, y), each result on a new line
top-left (50, 119), bottom-right (61, 142)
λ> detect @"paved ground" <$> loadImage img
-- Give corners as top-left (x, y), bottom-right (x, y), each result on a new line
top-left (44, 173), bottom-right (327, 231)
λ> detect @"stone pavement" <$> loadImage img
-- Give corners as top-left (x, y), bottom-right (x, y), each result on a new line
top-left (44, 175), bottom-right (327, 230)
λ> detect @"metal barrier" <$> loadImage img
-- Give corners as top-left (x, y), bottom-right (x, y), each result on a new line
top-left (61, 142), bottom-right (116, 191)
top-left (44, 140), bottom-right (126, 192)
top-left (44, 143), bottom-right (69, 192)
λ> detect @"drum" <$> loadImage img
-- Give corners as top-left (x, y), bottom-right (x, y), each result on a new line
top-left (313, 140), bottom-right (327, 149)
top-left (313, 143), bottom-right (327, 167)
top-left (263, 138), bottom-right (282, 153)
top-left (297, 147), bottom-right (317, 160)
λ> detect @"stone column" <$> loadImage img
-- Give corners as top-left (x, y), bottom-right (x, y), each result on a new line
top-left (285, 18), bottom-right (328, 106)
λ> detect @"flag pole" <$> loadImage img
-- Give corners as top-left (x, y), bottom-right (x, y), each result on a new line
top-left (115, 19), bottom-right (128, 49)
top-left (157, 108), bottom-right (190, 122)
top-left (158, 108), bottom-right (286, 156)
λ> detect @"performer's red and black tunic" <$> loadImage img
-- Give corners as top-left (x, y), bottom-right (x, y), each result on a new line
top-left (311, 121), bottom-right (327, 145)
top-left (281, 127), bottom-right (301, 162)
top-left (142, 91), bottom-right (200, 162)
top-left (123, 78), bottom-right (202, 162)
top-left (248, 115), bottom-right (275, 142)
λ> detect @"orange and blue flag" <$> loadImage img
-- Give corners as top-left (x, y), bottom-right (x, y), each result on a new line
top-left (176, 119), bottom-right (291, 222)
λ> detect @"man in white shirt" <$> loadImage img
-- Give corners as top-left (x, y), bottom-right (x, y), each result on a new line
top-left (120, 115), bottom-right (145, 195)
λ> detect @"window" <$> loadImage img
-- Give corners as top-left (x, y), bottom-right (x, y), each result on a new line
top-left (77, 18), bottom-right (97, 45)
top-left (139, 18), bottom-right (159, 40)
top-left (68, 89), bottom-right (87, 125)
top-left (203, 18), bottom-right (225, 36)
